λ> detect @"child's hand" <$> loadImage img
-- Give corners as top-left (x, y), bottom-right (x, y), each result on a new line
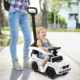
top-left (44, 48), bottom-right (49, 51)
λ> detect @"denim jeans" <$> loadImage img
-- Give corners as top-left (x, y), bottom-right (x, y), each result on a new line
top-left (8, 8), bottom-right (31, 59)
top-left (39, 53), bottom-right (53, 59)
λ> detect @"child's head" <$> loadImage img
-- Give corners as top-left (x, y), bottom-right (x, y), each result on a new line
top-left (36, 27), bottom-right (46, 39)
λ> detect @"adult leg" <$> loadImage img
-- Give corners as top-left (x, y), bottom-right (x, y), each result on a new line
top-left (8, 9), bottom-right (22, 70)
top-left (8, 9), bottom-right (19, 59)
top-left (19, 13), bottom-right (31, 68)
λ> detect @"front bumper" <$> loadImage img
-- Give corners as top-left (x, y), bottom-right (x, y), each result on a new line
top-left (58, 68), bottom-right (71, 74)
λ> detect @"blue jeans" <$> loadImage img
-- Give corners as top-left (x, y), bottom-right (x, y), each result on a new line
top-left (39, 53), bottom-right (53, 59)
top-left (8, 8), bottom-right (31, 59)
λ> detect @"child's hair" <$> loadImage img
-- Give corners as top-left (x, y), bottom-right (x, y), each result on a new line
top-left (36, 27), bottom-right (45, 38)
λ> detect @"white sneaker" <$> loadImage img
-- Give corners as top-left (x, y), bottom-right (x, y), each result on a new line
top-left (12, 58), bottom-right (23, 71)
top-left (23, 57), bottom-right (31, 68)
top-left (38, 66), bottom-right (45, 73)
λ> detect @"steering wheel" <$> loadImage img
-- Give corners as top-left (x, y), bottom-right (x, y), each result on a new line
top-left (48, 47), bottom-right (61, 51)
top-left (48, 47), bottom-right (61, 56)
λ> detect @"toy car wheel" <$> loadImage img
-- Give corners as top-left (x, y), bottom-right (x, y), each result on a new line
top-left (62, 72), bottom-right (68, 75)
top-left (47, 68), bottom-right (56, 79)
top-left (32, 61), bottom-right (38, 72)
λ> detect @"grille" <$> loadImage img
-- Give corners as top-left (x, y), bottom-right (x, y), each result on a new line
top-left (62, 65), bottom-right (69, 69)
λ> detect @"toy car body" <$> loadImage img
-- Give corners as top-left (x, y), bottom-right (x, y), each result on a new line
top-left (29, 47), bottom-right (71, 79)
top-left (27, 7), bottom-right (71, 79)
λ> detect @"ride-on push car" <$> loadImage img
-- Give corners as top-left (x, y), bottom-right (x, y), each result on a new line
top-left (27, 7), bottom-right (71, 79)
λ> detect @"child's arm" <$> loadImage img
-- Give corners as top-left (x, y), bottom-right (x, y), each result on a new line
top-left (49, 41), bottom-right (58, 48)
top-left (37, 39), bottom-right (49, 51)
top-left (48, 40), bottom-right (54, 48)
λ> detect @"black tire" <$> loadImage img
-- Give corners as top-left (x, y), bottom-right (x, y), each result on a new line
top-left (62, 72), bottom-right (68, 75)
top-left (32, 62), bottom-right (38, 72)
top-left (47, 67), bottom-right (56, 79)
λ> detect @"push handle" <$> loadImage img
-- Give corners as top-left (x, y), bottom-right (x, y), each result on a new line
top-left (27, 7), bottom-right (38, 44)
top-left (27, 7), bottom-right (38, 15)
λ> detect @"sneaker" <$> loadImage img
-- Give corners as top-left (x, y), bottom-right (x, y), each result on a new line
top-left (12, 58), bottom-right (23, 71)
top-left (23, 57), bottom-right (31, 68)
top-left (38, 66), bottom-right (45, 73)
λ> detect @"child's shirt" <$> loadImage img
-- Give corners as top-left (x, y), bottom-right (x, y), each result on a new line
top-left (37, 38), bottom-right (52, 48)
top-left (37, 38), bottom-right (53, 58)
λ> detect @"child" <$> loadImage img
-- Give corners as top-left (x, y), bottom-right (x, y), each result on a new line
top-left (36, 27), bottom-right (54, 73)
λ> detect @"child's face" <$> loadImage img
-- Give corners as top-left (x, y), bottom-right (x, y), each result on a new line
top-left (39, 29), bottom-right (46, 38)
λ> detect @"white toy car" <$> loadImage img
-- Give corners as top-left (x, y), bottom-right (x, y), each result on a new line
top-left (29, 47), bottom-right (71, 79)
top-left (27, 7), bottom-right (71, 79)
